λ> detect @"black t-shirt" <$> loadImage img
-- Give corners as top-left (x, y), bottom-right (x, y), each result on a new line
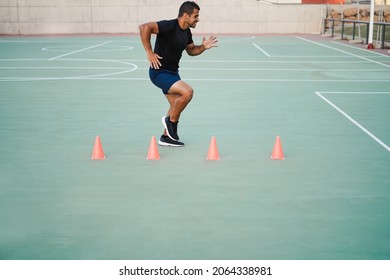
top-left (154, 19), bottom-right (193, 72)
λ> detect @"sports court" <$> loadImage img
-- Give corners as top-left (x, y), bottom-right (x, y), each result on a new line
top-left (0, 34), bottom-right (389, 260)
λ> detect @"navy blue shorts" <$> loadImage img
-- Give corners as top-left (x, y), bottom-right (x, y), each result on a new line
top-left (149, 68), bottom-right (181, 94)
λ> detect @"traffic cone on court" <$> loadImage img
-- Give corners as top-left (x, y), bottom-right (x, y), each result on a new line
top-left (91, 136), bottom-right (105, 160)
top-left (270, 136), bottom-right (285, 160)
top-left (146, 136), bottom-right (160, 160)
top-left (206, 136), bottom-right (220, 160)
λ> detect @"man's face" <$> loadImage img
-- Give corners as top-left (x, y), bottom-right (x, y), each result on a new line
top-left (186, 9), bottom-right (200, 28)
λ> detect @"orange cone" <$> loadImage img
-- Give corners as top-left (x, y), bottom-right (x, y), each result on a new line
top-left (91, 136), bottom-right (105, 160)
top-left (206, 136), bottom-right (220, 160)
top-left (271, 136), bottom-right (285, 160)
top-left (146, 136), bottom-right (160, 160)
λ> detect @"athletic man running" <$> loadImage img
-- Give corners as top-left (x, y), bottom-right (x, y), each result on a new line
top-left (139, 1), bottom-right (218, 147)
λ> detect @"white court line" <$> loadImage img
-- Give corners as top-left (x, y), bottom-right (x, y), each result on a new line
top-left (315, 91), bottom-right (390, 152)
top-left (2, 58), bottom-right (388, 65)
top-left (49, 41), bottom-right (111, 60)
top-left (180, 59), bottom-right (390, 64)
top-left (0, 67), bottom-right (129, 70)
top-left (317, 91), bottom-right (390, 95)
top-left (2, 77), bottom-right (390, 82)
top-left (1, 58), bottom-right (388, 64)
top-left (136, 67), bottom-right (389, 72)
top-left (331, 41), bottom-right (390, 58)
top-left (296, 36), bottom-right (390, 69)
top-left (0, 68), bottom-right (136, 81)
top-left (267, 55), bottom-right (386, 58)
top-left (49, 58), bottom-right (390, 64)
top-left (252, 43), bottom-right (271, 57)
top-left (218, 36), bottom-right (255, 42)
top-left (0, 39), bottom-right (138, 43)
top-left (0, 58), bottom-right (138, 81)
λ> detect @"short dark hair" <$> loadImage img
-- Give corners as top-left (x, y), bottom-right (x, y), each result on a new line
top-left (178, 1), bottom-right (200, 17)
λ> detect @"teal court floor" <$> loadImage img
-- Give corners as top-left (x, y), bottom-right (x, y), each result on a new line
top-left (0, 34), bottom-right (389, 260)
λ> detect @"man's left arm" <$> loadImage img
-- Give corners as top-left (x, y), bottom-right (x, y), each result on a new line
top-left (186, 35), bottom-right (218, 56)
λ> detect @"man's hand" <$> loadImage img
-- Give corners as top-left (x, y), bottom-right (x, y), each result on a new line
top-left (202, 35), bottom-right (218, 50)
top-left (147, 52), bottom-right (162, 69)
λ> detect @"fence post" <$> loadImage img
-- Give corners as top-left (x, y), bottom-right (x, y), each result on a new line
top-left (332, 20), bottom-right (335, 37)
top-left (324, 18), bottom-right (327, 34)
top-left (381, 25), bottom-right (386, 49)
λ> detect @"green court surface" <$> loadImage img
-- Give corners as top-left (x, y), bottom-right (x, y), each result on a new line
top-left (0, 35), bottom-right (389, 260)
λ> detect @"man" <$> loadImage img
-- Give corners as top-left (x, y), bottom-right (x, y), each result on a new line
top-left (139, 1), bottom-right (218, 147)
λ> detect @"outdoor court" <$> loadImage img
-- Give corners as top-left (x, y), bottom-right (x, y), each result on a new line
top-left (0, 34), bottom-right (389, 260)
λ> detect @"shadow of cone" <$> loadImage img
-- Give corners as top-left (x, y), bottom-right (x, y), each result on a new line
top-left (206, 136), bottom-right (220, 160)
top-left (146, 136), bottom-right (160, 160)
top-left (91, 136), bottom-right (105, 160)
top-left (271, 136), bottom-right (285, 160)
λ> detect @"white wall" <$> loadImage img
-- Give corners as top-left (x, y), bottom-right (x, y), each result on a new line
top-left (0, 0), bottom-right (323, 35)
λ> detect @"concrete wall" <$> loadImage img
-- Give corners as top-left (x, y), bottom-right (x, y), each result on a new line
top-left (0, 0), bottom-right (324, 35)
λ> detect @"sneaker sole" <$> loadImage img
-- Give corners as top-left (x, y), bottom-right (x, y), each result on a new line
top-left (161, 116), bottom-right (179, 141)
top-left (158, 140), bottom-right (184, 147)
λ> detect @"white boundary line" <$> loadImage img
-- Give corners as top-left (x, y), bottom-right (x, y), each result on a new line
top-left (5, 65), bottom-right (387, 72)
top-left (5, 58), bottom-right (385, 64)
top-left (49, 41), bottom-right (111, 60)
top-left (43, 45), bottom-right (133, 52)
top-left (0, 58), bottom-right (138, 81)
top-left (218, 35), bottom-right (255, 42)
top-left (331, 41), bottom-right (390, 58)
top-left (315, 91), bottom-right (390, 152)
top-left (316, 91), bottom-right (390, 95)
top-left (137, 67), bottom-right (389, 72)
top-left (2, 77), bottom-right (390, 82)
top-left (296, 36), bottom-right (390, 69)
top-left (2, 57), bottom-right (388, 82)
top-left (184, 60), bottom-right (390, 63)
top-left (180, 59), bottom-right (390, 64)
top-left (0, 67), bottom-right (130, 70)
top-left (252, 43), bottom-right (271, 57)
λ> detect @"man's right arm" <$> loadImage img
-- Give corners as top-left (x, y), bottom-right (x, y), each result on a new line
top-left (139, 22), bottom-right (162, 69)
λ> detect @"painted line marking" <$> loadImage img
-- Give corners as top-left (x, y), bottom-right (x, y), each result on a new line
top-left (5, 58), bottom-right (388, 64)
top-left (0, 67), bottom-right (130, 70)
top-left (0, 58), bottom-right (138, 81)
top-left (331, 41), bottom-right (390, 58)
top-left (49, 41), bottom-right (111, 60)
top-left (1, 77), bottom-right (390, 82)
top-left (252, 43), bottom-right (271, 57)
top-left (317, 91), bottom-right (390, 95)
top-left (315, 91), bottom-right (390, 152)
top-left (296, 36), bottom-right (390, 69)
top-left (138, 67), bottom-right (389, 72)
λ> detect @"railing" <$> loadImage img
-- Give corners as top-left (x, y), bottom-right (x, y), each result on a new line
top-left (324, 18), bottom-right (390, 49)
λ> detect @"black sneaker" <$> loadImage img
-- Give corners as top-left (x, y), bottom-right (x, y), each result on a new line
top-left (162, 116), bottom-right (179, 141)
top-left (158, 135), bottom-right (184, 147)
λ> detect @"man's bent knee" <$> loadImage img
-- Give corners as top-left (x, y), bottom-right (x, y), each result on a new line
top-left (169, 81), bottom-right (193, 100)
top-left (183, 88), bottom-right (194, 102)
